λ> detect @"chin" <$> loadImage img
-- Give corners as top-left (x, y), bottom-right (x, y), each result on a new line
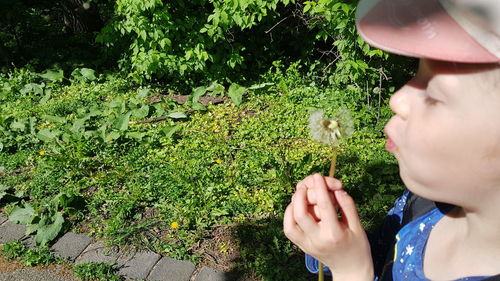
top-left (401, 177), bottom-right (460, 205)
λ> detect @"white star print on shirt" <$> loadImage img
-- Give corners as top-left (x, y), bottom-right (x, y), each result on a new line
top-left (419, 223), bottom-right (425, 232)
top-left (405, 245), bottom-right (414, 256)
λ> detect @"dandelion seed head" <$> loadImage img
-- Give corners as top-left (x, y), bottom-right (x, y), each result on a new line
top-left (309, 109), bottom-right (354, 146)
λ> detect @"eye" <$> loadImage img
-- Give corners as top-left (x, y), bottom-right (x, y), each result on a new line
top-left (424, 96), bottom-right (439, 105)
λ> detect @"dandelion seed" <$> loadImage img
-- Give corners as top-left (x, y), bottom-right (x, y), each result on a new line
top-left (170, 221), bottom-right (179, 229)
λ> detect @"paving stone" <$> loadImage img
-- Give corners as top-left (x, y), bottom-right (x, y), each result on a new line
top-left (75, 241), bottom-right (119, 264)
top-left (51, 232), bottom-right (93, 261)
top-left (0, 221), bottom-right (26, 243)
top-left (117, 250), bottom-right (161, 280)
top-left (21, 236), bottom-right (36, 248)
top-left (0, 217), bottom-right (7, 225)
top-left (193, 267), bottom-right (240, 281)
top-left (146, 257), bottom-right (195, 281)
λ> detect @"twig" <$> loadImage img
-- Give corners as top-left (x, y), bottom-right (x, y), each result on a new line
top-left (265, 16), bottom-right (290, 34)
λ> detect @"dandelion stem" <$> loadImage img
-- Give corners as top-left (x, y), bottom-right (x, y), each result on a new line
top-left (318, 148), bottom-right (337, 281)
top-left (329, 149), bottom-right (337, 178)
top-left (318, 261), bottom-right (325, 281)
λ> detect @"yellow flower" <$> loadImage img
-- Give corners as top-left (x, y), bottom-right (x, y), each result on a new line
top-left (170, 221), bottom-right (179, 229)
top-left (215, 159), bottom-right (223, 164)
top-left (39, 150), bottom-right (46, 156)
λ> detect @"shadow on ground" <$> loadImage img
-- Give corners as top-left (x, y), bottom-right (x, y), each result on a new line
top-left (231, 217), bottom-right (316, 281)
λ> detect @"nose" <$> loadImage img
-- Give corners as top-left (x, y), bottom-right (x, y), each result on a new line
top-left (389, 86), bottom-right (412, 119)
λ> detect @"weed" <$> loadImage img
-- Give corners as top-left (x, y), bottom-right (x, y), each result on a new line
top-left (73, 262), bottom-right (123, 281)
top-left (1, 240), bottom-right (62, 266)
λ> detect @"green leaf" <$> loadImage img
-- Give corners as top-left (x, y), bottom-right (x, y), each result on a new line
top-left (39, 69), bottom-right (64, 82)
top-left (114, 112), bottom-right (131, 131)
top-left (0, 185), bottom-right (10, 202)
top-left (137, 88), bottom-right (150, 98)
top-left (20, 83), bottom-right (44, 96)
top-left (227, 83), bottom-right (246, 106)
top-left (161, 125), bottom-right (180, 139)
top-left (191, 86), bottom-right (207, 105)
top-left (126, 132), bottom-right (146, 140)
top-left (35, 212), bottom-right (64, 246)
top-left (10, 120), bottom-right (26, 131)
top-left (248, 82), bottom-right (274, 90)
top-left (107, 131), bottom-right (121, 140)
top-left (42, 115), bottom-right (66, 123)
top-left (303, 3), bottom-right (311, 13)
top-left (167, 112), bottom-right (187, 119)
top-left (71, 118), bottom-right (86, 133)
top-left (80, 68), bottom-right (97, 81)
top-left (132, 105), bottom-right (149, 119)
top-left (206, 82), bottom-right (225, 96)
top-left (9, 205), bottom-right (35, 225)
top-left (37, 129), bottom-right (58, 142)
top-left (25, 224), bottom-right (39, 235)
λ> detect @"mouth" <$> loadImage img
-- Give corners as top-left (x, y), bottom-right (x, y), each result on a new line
top-left (385, 137), bottom-right (397, 153)
top-left (384, 125), bottom-right (398, 153)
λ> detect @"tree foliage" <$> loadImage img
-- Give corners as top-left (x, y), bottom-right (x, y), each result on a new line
top-left (1, 0), bottom-right (413, 100)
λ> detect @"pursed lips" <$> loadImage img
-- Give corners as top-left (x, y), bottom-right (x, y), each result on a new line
top-left (384, 117), bottom-right (399, 153)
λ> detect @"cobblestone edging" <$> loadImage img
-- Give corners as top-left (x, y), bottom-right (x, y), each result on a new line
top-left (0, 217), bottom-right (245, 281)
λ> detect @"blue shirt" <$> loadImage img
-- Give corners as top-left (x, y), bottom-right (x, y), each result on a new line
top-left (382, 207), bottom-right (487, 281)
top-left (305, 190), bottom-right (491, 280)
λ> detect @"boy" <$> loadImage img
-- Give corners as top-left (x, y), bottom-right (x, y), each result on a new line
top-left (283, 0), bottom-right (500, 280)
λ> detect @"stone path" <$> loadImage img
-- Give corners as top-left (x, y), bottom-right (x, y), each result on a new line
top-left (0, 217), bottom-right (245, 281)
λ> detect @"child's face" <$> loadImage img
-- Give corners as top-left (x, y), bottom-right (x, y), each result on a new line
top-left (385, 59), bottom-right (500, 206)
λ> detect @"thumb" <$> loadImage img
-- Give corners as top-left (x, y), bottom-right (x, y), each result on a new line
top-left (334, 190), bottom-right (363, 232)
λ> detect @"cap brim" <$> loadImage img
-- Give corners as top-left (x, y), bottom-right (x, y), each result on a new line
top-left (356, 0), bottom-right (499, 63)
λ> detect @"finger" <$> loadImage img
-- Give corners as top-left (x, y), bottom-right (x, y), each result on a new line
top-left (307, 189), bottom-right (337, 205)
top-left (292, 185), bottom-right (319, 233)
top-left (307, 188), bottom-right (316, 204)
top-left (310, 192), bottom-right (336, 220)
top-left (324, 176), bottom-right (342, 191)
top-left (312, 174), bottom-right (342, 231)
top-left (334, 189), bottom-right (364, 232)
top-left (303, 174), bottom-right (342, 191)
top-left (310, 205), bottom-right (320, 222)
top-left (283, 204), bottom-right (305, 243)
top-left (296, 180), bottom-right (306, 191)
top-left (305, 174), bottom-right (340, 203)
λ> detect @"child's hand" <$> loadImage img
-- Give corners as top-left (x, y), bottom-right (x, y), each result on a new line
top-left (283, 174), bottom-right (374, 281)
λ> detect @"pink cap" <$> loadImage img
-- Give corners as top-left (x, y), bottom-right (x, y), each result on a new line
top-left (356, 0), bottom-right (500, 63)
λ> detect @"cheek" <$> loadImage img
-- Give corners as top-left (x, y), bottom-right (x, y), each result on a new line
top-left (404, 122), bottom-right (467, 182)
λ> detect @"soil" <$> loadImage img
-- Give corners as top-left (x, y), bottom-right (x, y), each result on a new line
top-left (0, 255), bottom-right (74, 280)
